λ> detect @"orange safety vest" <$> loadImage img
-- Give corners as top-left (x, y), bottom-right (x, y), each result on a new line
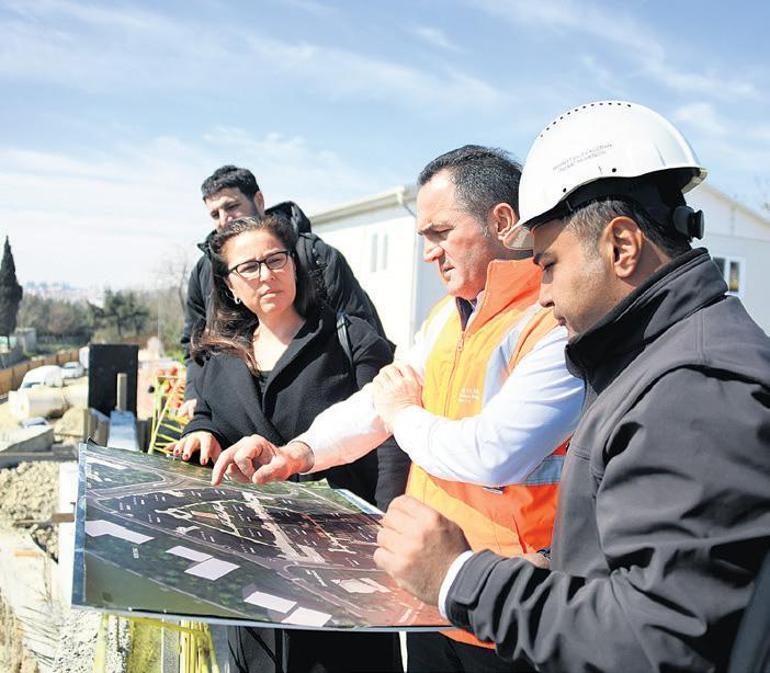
top-left (406, 258), bottom-right (568, 648)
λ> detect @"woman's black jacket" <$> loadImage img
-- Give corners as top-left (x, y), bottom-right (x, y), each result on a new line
top-left (183, 306), bottom-right (407, 508)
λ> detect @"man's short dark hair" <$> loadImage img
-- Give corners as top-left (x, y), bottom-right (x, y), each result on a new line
top-left (417, 145), bottom-right (522, 221)
top-left (201, 165), bottom-right (260, 200)
top-left (567, 198), bottom-right (692, 258)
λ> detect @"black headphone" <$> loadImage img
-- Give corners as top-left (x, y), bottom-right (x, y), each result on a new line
top-left (672, 206), bottom-right (705, 240)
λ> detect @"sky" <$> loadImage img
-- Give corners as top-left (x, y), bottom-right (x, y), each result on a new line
top-left (1, 0), bottom-right (769, 291)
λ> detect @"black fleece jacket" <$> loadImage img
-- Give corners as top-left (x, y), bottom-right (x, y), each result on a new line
top-left (445, 249), bottom-right (770, 672)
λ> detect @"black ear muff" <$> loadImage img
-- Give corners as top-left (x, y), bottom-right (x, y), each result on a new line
top-left (672, 206), bottom-right (705, 240)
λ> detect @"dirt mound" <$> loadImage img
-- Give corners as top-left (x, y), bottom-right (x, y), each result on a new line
top-left (0, 462), bottom-right (61, 560)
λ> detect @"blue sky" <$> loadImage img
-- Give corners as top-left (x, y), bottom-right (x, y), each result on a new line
top-left (1, 0), bottom-right (769, 289)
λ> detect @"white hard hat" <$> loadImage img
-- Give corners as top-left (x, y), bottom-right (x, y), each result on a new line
top-left (510, 100), bottom-right (707, 249)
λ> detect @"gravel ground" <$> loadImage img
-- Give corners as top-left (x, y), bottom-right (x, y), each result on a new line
top-left (0, 460), bottom-right (129, 673)
top-left (52, 610), bottom-right (130, 673)
top-left (0, 462), bottom-right (60, 560)
top-left (0, 593), bottom-right (39, 673)
top-left (0, 462), bottom-right (57, 672)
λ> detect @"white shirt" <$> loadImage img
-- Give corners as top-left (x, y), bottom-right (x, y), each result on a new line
top-left (438, 550), bottom-right (475, 618)
top-left (296, 301), bottom-right (584, 488)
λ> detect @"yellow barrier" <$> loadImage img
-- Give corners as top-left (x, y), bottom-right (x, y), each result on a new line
top-left (90, 365), bottom-right (219, 673)
top-left (0, 369), bottom-right (11, 394)
top-left (92, 614), bottom-right (220, 673)
top-left (0, 348), bottom-right (80, 396)
top-left (148, 369), bottom-right (188, 454)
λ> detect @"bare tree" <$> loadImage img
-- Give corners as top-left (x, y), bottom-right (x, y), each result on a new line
top-left (150, 245), bottom-right (195, 355)
top-left (153, 245), bottom-right (193, 312)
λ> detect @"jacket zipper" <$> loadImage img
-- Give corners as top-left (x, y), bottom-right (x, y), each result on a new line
top-left (443, 331), bottom-right (466, 417)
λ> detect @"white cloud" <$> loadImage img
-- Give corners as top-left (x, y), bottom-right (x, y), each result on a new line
top-left (750, 126), bottom-right (770, 143)
top-left (240, 35), bottom-right (507, 110)
top-left (673, 102), bottom-right (727, 136)
top-left (410, 26), bottom-right (463, 52)
top-left (467, 0), bottom-right (760, 101)
top-left (0, 130), bottom-right (392, 289)
top-left (0, 0), bottom-right (509, 113)
top-left (643, 61), bottom-right (759, 100)
top-left (199, 128), bottom-right (390, 209)
top-left (277, 0), bottom-right (337, 15)
top-left (579, 55), bottom-right (628, 98)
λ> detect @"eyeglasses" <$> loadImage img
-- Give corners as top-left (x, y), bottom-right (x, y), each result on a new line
top-left (228, 250), bottom-right (291, 279)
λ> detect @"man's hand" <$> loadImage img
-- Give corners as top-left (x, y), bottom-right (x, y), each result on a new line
top-left (374, 495), bottom-right (470, 606)
top-left (522, 552), bottom-right (550, 569)
top-left (177, 399), bottom-right (197, 420)
top-left (371, 362), bottom-right (423, 431)
top-left (170, 431), bottom-right (221, 466)
top-left (211, 438), bottom-right (315, 486)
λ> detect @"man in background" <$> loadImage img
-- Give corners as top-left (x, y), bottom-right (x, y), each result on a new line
top-left (180, 164), bottom-right (387, 415)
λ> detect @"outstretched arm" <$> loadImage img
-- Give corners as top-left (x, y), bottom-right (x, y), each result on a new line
top-left (292, 318), bottom-right (433, 472)
top-left (381, 327), bottom-right (583, 486)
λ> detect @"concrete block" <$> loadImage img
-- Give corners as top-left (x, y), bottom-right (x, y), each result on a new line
top-left (8, 387), bottom-right (67, 420)
top-left (108, 409), bottom-right (139, 451)
top-left (0, 528), bottom-right (62, 672)
top-left (0, 425), bottom-right (54, 453)
top-left (54, 406), bottom-right (87, 443)
top-left (57, 461), bottom-right (79, 606)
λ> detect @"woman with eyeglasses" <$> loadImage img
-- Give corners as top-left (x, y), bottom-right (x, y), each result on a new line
top-left (172, 214), bottom-right (403, 673)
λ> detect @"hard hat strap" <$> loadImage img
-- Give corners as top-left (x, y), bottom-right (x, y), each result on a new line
top-left (527, 175), bottom-right (704, 240)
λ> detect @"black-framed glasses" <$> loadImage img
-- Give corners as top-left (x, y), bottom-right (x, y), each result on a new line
top-left (228, 250), bottom-right (291, 279)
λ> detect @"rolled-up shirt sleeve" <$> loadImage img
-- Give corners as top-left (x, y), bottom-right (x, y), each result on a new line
top-left (295, 385), bottom-right (388, 472)
top-left (391, 327), bottom-right (583, 486)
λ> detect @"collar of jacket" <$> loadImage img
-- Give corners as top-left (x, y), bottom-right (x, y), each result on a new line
top-left (195, 200), bottom-right (312, 255)
top-left (267, 201), bottom-right (312, 234)
top-left (197, 228), bottom-right (216, 255)
top-left (455, 258), bottom-right (542, 333)
top-left (258, 305), bottom-right (336, 387)
top-left (565, 247), bottom-right (727, 387)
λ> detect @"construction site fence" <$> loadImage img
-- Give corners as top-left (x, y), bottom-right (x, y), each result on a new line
top-left (0, 349), bottom-right (80, 397)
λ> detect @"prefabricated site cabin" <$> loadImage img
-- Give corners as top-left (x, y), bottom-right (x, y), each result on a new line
top-left (310, 183), bottom-right (770, 350)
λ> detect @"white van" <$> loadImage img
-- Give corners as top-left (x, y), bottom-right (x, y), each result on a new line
top-left (19, 365), bottom-right (64, 389)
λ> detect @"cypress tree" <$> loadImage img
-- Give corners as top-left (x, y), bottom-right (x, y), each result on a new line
top-left (0, 236), bottom-right (23, 345)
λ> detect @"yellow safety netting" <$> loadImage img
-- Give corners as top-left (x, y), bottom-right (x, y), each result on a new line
top-left (92, 364), bottom-right (221, 673)
top-left (148, 366), bottom-right (189, 455)
top-left (93, 614), bottom-right (220, 673)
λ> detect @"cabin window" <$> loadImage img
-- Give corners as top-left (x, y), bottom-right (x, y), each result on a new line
top-left (370, 234), bottom-right (378, 272)
top-left (381, 233), bottom-right (389, 270)
top-left (712, 255), bottom-right (744, 297)
top-left (370, 232), bottom-right (388, 272)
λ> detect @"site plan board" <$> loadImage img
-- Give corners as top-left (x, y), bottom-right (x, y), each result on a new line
top-left (73, 442), bottom-right (445, 630)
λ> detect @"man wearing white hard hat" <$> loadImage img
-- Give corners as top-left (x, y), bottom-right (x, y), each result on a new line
top-left (374, 101), bottom-right (770, 672)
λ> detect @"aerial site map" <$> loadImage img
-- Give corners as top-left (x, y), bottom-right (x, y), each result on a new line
top-left (72, 442), bottom-right (445, 630)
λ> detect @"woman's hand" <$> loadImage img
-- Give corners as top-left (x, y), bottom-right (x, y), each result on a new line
top-left (211, 437), bottom-right (315, 486)
top-left (170, 431), bottom-right (222, 466)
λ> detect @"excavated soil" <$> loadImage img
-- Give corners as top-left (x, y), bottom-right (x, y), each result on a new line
top-left (0, 592), bottom-right (39, 673)
top-left (0, 462), bottom-right (60, 560)
top-left (0, 461), bottom-right (130, 673)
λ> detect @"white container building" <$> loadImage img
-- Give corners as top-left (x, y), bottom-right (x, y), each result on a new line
top-left (310, 183), bottom-right (770, 349)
